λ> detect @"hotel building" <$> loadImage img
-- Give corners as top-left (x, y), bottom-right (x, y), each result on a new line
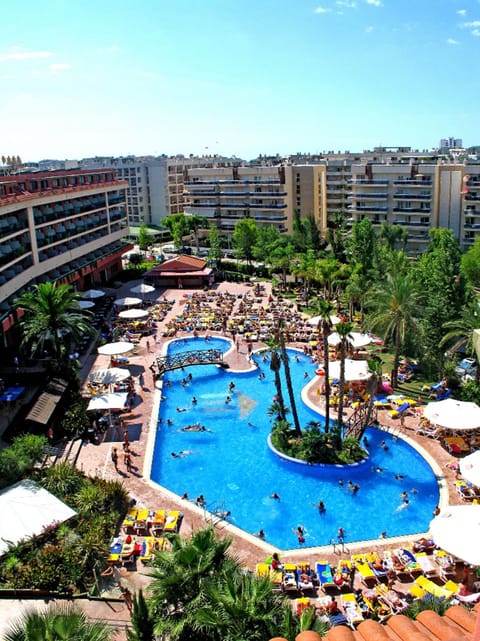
top-left (0, 168), bottom-right (129, 346)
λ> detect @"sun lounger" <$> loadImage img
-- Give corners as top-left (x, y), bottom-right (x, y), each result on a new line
top-left (296, 565), bottom-right (316, 594)
top-left (121, 507), bottom-right (138, 532)
top-left (282, 563), bottom-right (298, 593)
top-left (366, 551), bottom-right (388, 580)
top-left (340, 593), bottom-right (364, 627)
top-left (139, 536), bottom-right (157, 563)
top-left (443, 580), bottom-right (480, 603)
top-left (414, 552), bottom-right (438, 578)
top-left (255, 563), bottom-right (270, 579)
top-left (361, 589), bottom-right (393, 621)
top-left (388, 402), bottom-right (410, 418)
top-left (163, 510), bottom-right (183, 533)
top-left (316, 560), bottom-right (337, 591)
top-left (332, 559), bottom-right (352, 589)
top-left (415, 575), bottom-right (456, 599)
top-left (434, 550), bottom-right (456, 581)
top-left (375, 584), bottom-right (409, 614)
top-left (352, 554), bottom-right (377, 586)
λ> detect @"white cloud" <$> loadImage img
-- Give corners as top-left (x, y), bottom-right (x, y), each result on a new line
top-left (463, 20), bottom-right (480, 28)
top-left (457, 9), bottom-right (467, 16)
top-left (0, 48), bottom-right (52, 63)
top-left (49, 63), bottom-right (71, 72)
top-left (365, 25), bottom-right (374, 33)
top-left (337, 0), bottom-right (356, 8)
top-left (472, 28), bottom-right (480, 36)
top-left (447, 38), bottom-right (459, 45)
top-left (365, 0), bottom-right (382, 6)
top-left (314, 6), bottom-right (330, 13)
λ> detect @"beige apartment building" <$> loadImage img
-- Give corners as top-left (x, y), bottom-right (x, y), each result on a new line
top-left (184, 155), bottom-right (480, 254)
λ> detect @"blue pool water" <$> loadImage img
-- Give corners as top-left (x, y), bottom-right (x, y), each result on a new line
top-left (151, 337), bottom-right (439, 549)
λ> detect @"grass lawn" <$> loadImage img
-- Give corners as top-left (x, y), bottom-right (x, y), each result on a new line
top-left (367, 348), bottom-right (439, 404)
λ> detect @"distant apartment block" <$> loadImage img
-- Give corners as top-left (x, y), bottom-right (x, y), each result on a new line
top-left (183, 164), bottom-right (327, 237)
top-left (0, 169), bottom-right (129, 341)
top-left (440, 137), bottom-right (463, 149)
top-left (80, 155), bottom-right (238, 227)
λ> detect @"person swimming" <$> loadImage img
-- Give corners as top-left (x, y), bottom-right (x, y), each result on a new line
top-left (181, 422), bottom-right (211, 432)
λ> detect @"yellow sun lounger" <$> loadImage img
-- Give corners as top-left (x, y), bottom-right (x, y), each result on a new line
top-left (351, 554), bottom-right (376, 586)
top-left (415, 575), bottom-right (456, 599)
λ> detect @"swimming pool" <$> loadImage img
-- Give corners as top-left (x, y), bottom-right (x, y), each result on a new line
top-left (151, 337), bottom-right (439, 549)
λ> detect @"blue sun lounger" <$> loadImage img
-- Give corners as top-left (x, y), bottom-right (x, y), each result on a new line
top-left (315, 560), bottom-right (336, 591)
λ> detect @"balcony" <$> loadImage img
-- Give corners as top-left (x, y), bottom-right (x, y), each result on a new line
top-left (348, 205), bottom-right (388, 212)
top-left (348, 192), bottom-right (388, 199)
top-left (393, 193), bottom-right (431, 200)
top-left (393, 207), bottom-right (431, 213)
top-left (348, 179), bottom-right (389, 185)
top-left (393, 179), bottom-right (432, 185)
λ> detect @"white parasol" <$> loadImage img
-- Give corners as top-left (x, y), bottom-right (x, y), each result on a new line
top-left (327, 331), bottom-right (372, 349)
top-left (307, 315), bottom-right (341, 326)
top-left (325, 359), bottom-right (371, 381)
top-left (423, 398), bottom-right (480, 431)
top-left (130, 283), bottom-right (155, 295)
top-left (97, 341), bottom-right (135, 356)
top-left (430, 505), bottom-right (480, 567)
top-left (460, 450), bottom-right (480, 488)
top-left (114, 297), bottom-right (142, 307)
top-left (80, 289), bottom-right (105, 299)
top-left (118, 308), bottom-right (149, 320)
top-left (87, 392), bottom-right (129, 411)
top-left (88, 368), bottom-right (131, 385)
top-left (77, 300), bottom-right (95, 309)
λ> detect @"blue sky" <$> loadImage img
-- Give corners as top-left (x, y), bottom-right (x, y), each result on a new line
top-left (1, 0), bottom-right (479, 162)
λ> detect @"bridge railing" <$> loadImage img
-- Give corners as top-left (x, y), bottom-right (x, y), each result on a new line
top-left (156, 349), bottom-right (224, 374)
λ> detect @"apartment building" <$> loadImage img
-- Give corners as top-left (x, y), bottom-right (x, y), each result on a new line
top-left (183, 164), bottom-right (328, 237)
top-left (347, 161), bottom-right (467, 253)
top-left (0, 168), bottom-right (129, 342)
top-left (80, 155), bottom-right (238, 227)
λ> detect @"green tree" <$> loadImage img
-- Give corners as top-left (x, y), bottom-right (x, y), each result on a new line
top-left (253, 225), bottom-right (281, 266)
top-left (271, 242), bottom-right (296, 291)
top-left (148, 527), bottom-right (238, 641)
top-left (366, 271), bottom-right (421, 388)
top-left (265, 338), bottom-right (287, 422)
top-left (347, 217), bottom-right (378, 280)
top-left (440, 299), bottom-right (480, 384)
top-left (292, 249), bottom-right (318, 305)
top-left (14, 283), bottom-right (94, 368)
top-left (379, 221), bottom-right (408, 251)
top-left (0, 435), bottom-right (48, 490)
top-left (127, 589), bottom-right (154, 641)
top-left (461, 236), bottom-right (480, 286)
top-left (4, 604), bottom-right (114, 641)
top-left (138, 223), bottom-right (153, 252)
top-left (232, 219), bottom-right (258, 264)
top-left (208, 224), bottom-right (223, 265)
top-left (278, 321), bottom-right (301, 437)
top-left (190, 572), bottom-right (292, 641)
top-left (326, 211), bottom-right (348, 261)
top-left (334, 321), bottom-right (354, 434)
top-left (414, 229), bottom-right (467, 374)
top-left (315, 299), bottom-right (335, 433)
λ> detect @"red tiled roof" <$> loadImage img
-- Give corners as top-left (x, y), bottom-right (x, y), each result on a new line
top-left (270, 603), bottom-right (480, 641)
top-left (144, 254), bottom-right (209, 278)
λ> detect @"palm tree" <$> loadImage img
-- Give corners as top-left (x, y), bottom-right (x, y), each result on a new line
top-left (440, 299), bottom-right (480, 384)
top-left (316, 299), bottom-right (335, 433)
top-left (335, 321), bottom-right (354, 435)
top-left (14, 282), bottom-right (94, 367)
top-left (4, 604), bottom-right (114, 641)
top-left (277, 320), bottom-right (302, 437)
top-left (265, 337), bottom-right (287, 422)
top-left (366, 271), bottom-right (420, 388)
top-left (190, 572), bottom-right (293, 641)
top-left (148, 526), bottom-right (238, 640)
